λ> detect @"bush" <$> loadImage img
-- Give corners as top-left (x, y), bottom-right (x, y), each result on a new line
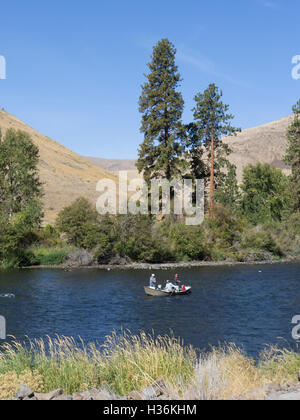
top-left (37, 225), bottom-right (61, 247)
top-left (240, 228), bottom-right (283, 257)
top-left (240, 163), bottom-right (293, 225)
top-left (28, 246), bottom-right (71, 266)
top-left (56, 198), bottom-right (102, 249)
top-left (168, 222), bottom-right (206, 261)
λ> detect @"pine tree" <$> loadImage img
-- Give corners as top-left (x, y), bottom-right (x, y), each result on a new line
top-left (191, 84), bottom-right (240, 218)
top-left (284, 100), bottom-right (300, 211)
top-left (137, 39), bottom-right (185, 182)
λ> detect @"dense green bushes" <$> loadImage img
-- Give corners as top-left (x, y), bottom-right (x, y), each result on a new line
top-left (240, 163), bottom-right (293, 225)
top-left (52, 196), bottom-right (300, 265)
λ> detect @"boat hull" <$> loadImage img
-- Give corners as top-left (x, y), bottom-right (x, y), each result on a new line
top-left (144, 286), bottom-right (191, 297)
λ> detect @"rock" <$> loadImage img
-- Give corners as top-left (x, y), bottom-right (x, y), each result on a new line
top-left (15, 385), bottom-right (34, 400)
top-left (128, 379), bottom-right (169, 400)
top-left (142, 379), bottom-right (168, 399)
top-left (265, 382), bottom-right (300, 400)
top-left (72, 391), bottom-right (94, 400)
top-left (34, 389), bottom-right (63, 400)
top-left (65, 249), bottom-right (94, 267)
top-left (277, 391), bottom-right (300, 400)
top-left (72, 392), bottom-right (85, 401)
top-left (72, 388), bottom-right (122, 400)
top-left (127, 390), bottom-right (144, 400)
top-left (87, 389), bottom-right (113, 400)
top-left (52, 395), bottom-right (73, 400)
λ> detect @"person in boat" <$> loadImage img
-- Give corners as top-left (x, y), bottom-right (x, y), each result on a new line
top-left (149, 274), bottom-right (157, 288)
top-left (164, 280), bottom-right (175, 293)
top-left (174, 274), bottom-right (181, 290)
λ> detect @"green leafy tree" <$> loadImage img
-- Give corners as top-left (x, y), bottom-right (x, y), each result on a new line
top-left (137, 39), bottom-right (185, 182)
top-left (168, 222), bottom-right (206, 261)
top-left (284, 100), bottom-right (300, 211)
top-left (214, 163), bottom-right (240, 212)
top-left (240, 163), bottom-right (293, 225)
top-left (0, 129), bottom-right (43, 221)
top-left (56, 197), bottom-right (102, 249)
top-left (191, 84), bottom-right (240, 217)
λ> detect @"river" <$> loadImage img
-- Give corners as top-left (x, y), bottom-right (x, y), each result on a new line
top-left (0, 263), bottom-right (299, 357)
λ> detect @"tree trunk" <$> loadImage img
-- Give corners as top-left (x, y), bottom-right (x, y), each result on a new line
top-left (209, 127), bottom-right (215, 218)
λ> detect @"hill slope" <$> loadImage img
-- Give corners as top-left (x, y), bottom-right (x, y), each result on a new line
top-left (87, 115), bottom-right (293, 182)
top-left (0, 110), bottom-right (115, 225)
top-left (86, 157), bottom-right (137, 172)
top-left (224, 115), bottom-right (292, 181)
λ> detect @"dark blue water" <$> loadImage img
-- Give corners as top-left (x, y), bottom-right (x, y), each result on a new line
top-left (0, 263), bottom-right (299, 357)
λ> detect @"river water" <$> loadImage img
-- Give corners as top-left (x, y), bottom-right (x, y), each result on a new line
top-left (0, 263), bottom-right (299, 357)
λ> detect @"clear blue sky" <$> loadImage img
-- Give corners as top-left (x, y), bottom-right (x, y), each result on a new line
top-left (0, 0), bottom-right (299, 159)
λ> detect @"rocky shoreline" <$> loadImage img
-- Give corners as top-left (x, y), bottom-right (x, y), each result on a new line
top-left (8, 377), bottom-right (300, 400)
top-left (9, 379), bottom-right (170, 401)
top-left (21, 257), bottom-right (298, 271)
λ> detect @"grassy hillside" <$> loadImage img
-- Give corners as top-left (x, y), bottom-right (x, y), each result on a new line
top-left (87, 115), bottom-right (293, 183)
top-left (224, 115), bottom-right (293, 181)
top-left (0, 110), bottom-right (116, 225)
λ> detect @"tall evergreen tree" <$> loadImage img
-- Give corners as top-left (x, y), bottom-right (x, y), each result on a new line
top-left (284, 100), bottom-right (300, 211)
top-left (137, 39), bottom-right (185, 182)
top-left (191, 84), bottom-right (240, 217)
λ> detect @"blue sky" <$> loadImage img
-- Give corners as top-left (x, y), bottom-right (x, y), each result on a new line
top-left (0, 0), bottom-right (299, 159)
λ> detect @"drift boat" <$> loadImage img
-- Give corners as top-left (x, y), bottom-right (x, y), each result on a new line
top-left (144, 286), bottom-right (192, 297)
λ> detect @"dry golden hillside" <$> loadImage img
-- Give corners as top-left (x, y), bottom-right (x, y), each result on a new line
top-left (88, 115), bottom-right (293, 183)
top-left (0, 110), bottom-right (116, 225)
top-left (224, 115), bottom-right (293, 182)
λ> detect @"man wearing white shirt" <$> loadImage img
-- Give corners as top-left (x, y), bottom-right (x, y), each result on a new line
top-left (164, 280), bottom-right (175, 293)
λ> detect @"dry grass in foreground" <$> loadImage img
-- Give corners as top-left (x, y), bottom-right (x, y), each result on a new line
top-left (0, 332), bottom-right (299, 400)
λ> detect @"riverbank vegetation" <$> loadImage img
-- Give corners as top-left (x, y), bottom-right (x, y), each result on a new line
top-left (0, 332), bottom-right (300, 399)
top-left (0, 39), bottom-right (299, 269)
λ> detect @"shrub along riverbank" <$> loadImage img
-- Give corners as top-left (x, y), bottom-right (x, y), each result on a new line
top-left (9, 199), bottom-right (300, 269)
top-left (0, 332), bottom-right (300, 400)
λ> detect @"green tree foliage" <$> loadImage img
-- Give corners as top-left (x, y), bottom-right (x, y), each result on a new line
top-left (113, 214), bottom-right (172, 263)
top-left (204, 204), bottom-right (247, 257)
top-left (0, 129), bottom-right (43, 221)
top-left (168, 222), bottom-right (206, 261)
top-left (214, 163), bottom-right (240, 212)
top-left (240, 163), bottom-right (292, 225)
top-left (190, 84), bottom-right (240, 216)
top-left (56, 197), bottom-right (103, 249)
top-left (240, 229), bottom-right (282, 257)
top-left (137, 39), bottom-right (185, 182)
top-left (284, 100), bottom-right (300, 211)
top-left (0, 129), bottom-right (43, 268)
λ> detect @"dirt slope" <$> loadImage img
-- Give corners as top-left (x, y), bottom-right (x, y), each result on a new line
top-left (0, 110), bottom-right (116, 225)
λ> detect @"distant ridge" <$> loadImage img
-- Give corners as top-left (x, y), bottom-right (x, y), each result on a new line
top-left (86, 157), bottom-right (137, 172)
top-left (0, 110), bottom-right (116, 225)
top-left (224, 114), bottom-right (292, 181)
top-left (88, 115), bottom-right (293, 182)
